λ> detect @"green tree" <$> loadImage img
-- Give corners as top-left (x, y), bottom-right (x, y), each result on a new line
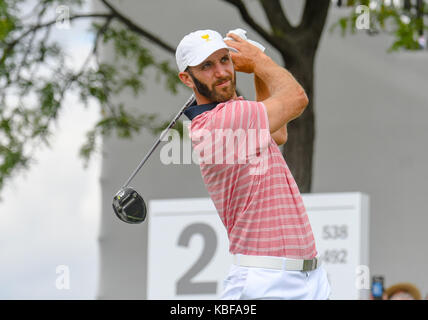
top-left (0, 0), bottom-right (427, 196)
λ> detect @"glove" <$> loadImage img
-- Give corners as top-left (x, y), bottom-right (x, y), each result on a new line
top-left (224, 28), bottom-right (266, 52)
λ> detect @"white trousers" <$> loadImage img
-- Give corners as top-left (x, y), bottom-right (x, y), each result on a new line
top-left (220, 263), bottom-right (331, 300)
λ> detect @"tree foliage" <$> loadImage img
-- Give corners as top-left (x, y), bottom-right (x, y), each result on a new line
top-left (0, 0), bottom-right (182, 195)
top-left (331, 0), bottom-right (428, 52)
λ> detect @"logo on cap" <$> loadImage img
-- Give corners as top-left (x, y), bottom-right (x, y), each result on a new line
top-left (201, 34), bottom-right (211, 42)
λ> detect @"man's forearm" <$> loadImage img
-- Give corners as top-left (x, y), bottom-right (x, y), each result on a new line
top-left (253, 54), bottom-right (306, 106)
top-left (225, 32), bottom-right (307, 133)
top-left (255, 74), bottom-right (288, 145)
top-left (254, 74), bottom-right (269, 102)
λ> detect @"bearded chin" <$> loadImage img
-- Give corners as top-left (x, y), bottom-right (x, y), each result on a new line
top-left (190, 71), bottom-right (236, 103)
top-left (212, 83), bottom-right (235, 102)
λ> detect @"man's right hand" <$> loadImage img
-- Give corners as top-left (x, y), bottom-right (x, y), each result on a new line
top-left (224, 33), bottom-right (265, 74)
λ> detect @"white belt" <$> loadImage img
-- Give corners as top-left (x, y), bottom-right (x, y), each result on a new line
top-left (233, 254), bottom-right (320, 272)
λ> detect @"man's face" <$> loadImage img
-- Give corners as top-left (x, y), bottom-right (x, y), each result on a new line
top-left (186, 49), bottom-right (236, 103)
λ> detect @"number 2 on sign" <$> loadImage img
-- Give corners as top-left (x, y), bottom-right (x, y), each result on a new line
top-left (176, 223), bottom-right (218, 295)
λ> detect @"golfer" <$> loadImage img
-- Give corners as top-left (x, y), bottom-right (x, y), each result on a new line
top-left (176, 29), bottom-right (331, 300)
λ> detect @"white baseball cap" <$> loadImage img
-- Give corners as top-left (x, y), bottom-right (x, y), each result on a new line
top-left (176, 29), bottom-right (237, 72)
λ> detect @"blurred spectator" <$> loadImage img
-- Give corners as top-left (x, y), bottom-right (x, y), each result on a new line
top-left (384, 282), bottom-right (422, 300)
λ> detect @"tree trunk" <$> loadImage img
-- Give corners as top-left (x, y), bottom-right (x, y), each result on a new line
top-left (282, 54), bottom-right (315, 193)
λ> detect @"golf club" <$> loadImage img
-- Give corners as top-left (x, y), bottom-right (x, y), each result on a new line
top-left (112, 94), bottom-right (196, 224)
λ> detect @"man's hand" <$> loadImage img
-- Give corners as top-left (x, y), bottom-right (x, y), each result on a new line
top-left (271, 125), bottom-right (288, 146)
top-left (224, 33), bottom-right (264, 74)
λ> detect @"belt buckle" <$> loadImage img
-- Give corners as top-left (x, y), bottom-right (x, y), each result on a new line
top-left (303, 258), bottom-right (317, 271)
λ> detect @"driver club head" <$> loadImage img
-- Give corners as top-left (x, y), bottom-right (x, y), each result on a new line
top-left (112, 187), bottom-right (147, 224)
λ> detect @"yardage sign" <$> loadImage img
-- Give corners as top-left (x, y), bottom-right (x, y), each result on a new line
top-left (147, 193), bottom-right (369, 300)
top-left (304, 193), bottom-right (370, 300)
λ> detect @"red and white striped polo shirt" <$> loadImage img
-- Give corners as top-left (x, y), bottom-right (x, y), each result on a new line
top-left (188, 97), bottom-right (317, 259)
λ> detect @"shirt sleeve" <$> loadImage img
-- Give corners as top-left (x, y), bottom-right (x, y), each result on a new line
top-left (213, 99), bottom-right (270, 132)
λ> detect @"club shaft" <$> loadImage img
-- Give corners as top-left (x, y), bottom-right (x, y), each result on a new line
top-left (122, 94), bottom-right (195, 188)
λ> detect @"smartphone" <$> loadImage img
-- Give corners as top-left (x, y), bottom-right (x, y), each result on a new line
top-left (372, 275), bottom-right (384, 300)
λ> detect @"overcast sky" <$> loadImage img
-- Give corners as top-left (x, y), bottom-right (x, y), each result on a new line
top-left (0, 2), bottom-right (100, 299)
